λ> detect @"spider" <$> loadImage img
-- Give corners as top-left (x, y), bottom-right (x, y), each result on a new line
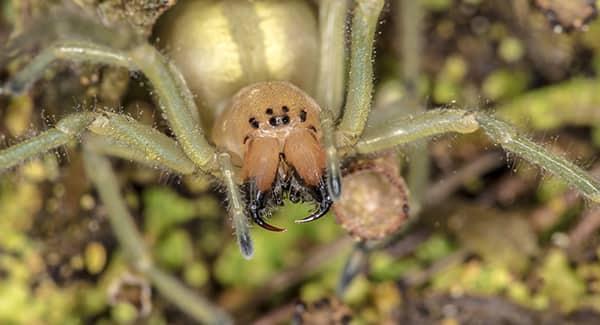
top-left (1, 0), bottom-right (600, 321)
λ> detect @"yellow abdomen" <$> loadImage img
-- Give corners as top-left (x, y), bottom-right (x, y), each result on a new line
top-left (158, 0), bottom-right (319, 131)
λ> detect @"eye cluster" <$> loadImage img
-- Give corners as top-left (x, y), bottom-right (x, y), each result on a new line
top-left (247, 105), bottom-right (309, 129)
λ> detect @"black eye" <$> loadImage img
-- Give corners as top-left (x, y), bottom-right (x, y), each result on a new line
top-left (265, 108), bottom-right (273, 115)
top-left (282, 106), bottom-right (289, 113)
top-left (282, 116), bottom-right (290, 124)
top-left (269, 117), bottom-right (278, 126)
top-left (249, 117), bottom-right (259, 129)
top-left (299, 110), bottom-right (307, 122)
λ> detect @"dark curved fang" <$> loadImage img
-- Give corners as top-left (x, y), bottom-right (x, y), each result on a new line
top-left (295, 179), bottom-right (333, 224)
top-left (247, 180), bottom-right (286, 232)
top-left (251, 209), bottom-right (286, 232)
top-left (294, 199), bottom-right (332, 224)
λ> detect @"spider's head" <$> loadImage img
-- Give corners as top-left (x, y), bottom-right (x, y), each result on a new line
top-left (213, 81), bottom-right (331, 231)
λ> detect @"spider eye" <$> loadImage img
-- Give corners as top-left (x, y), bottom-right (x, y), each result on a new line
top-left (282, 106), bottom-right (289, 113)
top-left (249, 117), bottom-right (260, 129)
top-left (269, 117), bottom-right (278, 126)
top-left (265, 108), bottom-right (274, 115)
top-left (299, 110), bottom-right (307, 122)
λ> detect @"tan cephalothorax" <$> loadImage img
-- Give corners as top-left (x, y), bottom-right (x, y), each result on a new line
top-left (213, 81), bottom-right (331, 231)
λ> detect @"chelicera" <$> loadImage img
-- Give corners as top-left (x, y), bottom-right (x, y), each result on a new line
top-left (213, 81), bottom-right (331, 232)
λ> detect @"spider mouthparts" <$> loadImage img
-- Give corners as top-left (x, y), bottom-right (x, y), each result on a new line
top-left (246, 181), bottom-right (286, 232)
top-left (294, 197), bottom-right (333, 223)
top-left (294, 203), bottom-right (331, 224)
top-left (295, 183), bottom-right (333, 224)
top-left (250, 206), bottom-right (286, 232)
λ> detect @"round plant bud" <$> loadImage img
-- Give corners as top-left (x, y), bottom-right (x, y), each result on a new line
top-left (333, 155), bottom-right (410, 240)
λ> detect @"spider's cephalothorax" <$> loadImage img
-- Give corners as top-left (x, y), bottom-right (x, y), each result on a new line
top-left (213, 81), bottom-right (332, 232)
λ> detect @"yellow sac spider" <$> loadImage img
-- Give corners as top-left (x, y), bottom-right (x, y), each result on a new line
top-left (2, 0), bottom-right (600, 267)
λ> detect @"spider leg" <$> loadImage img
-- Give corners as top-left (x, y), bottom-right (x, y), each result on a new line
top-left (312, 0), bottom-right (345, 201)
top-left (335, 0), bottom-right (385, 147)
top-left (399, 0), bottom-right (429, 212)
top-left (295, 178), bottom-right (333, 224)
top-left (0, 111), bottom-right (196, 175)
top-left (320, 108), bottom-right (343, 201)
top-left (1, 38), bottom-right (218, 174)
top-left (218, 153), bottom-right (254, 259)
top-left (82, 146), bottom-right (232, 325)
top-left (356, 109), bottom-right (600, 203)
top-left (0, 110), bottom-right (232, 321)
top-left (318, 0), bottom-right (383, 201)
top-left (0, 112), bottom-right (95, 170)
top-left (316, 0), bottom-right (347, 119)
top-left (246, 179), bottom-right (286, 232)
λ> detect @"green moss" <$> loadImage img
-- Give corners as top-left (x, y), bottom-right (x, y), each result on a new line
top-left (421, 0), bottom-right (452, 12)
top-left (415, 234), bottom-right (454, 263)
top-left (539, 249), bottom-right (585, 312)
top-left (214, 201), bottom-right (343, 287)
top-left (498, 37), bottom-right (524, 63)
top-left (155, 229), bottom-right (194, 270)
top-left (111, 302), bottom-right (138, 324)
top-left (482, 69), bottom-right (528, 101)
top-left (370, 253), bottom-right (420, 282)
top-left (143, 187), bottom-right (197, 237)
top-left (184, 261), bottom-right (209, 288)
top-left (497, 79), bottom-right (600, 130)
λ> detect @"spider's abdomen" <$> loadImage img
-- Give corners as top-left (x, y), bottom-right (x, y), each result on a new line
top-left (159, 0), bottom-right (318, 130)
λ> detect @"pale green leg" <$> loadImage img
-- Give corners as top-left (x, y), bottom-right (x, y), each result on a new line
top-left (218, 153), bottom-right (253, 259)
top-left (399, 0), bottom-right (429, 212)
top-left (0, 112), bottom-right (196, 175)
top-left (82, 147), bottom-right (232, 325)
top-left (316, 0), bottom-right (348, 118)
top-left (336, 0), bottom-right (385, 147)
top-left (0, 111), bottom-right (232, 323)
top-left (85, 112), bottom-right (196, 174)
top-left (3, 39), bottom-right (257, 258)
top-left (316, 0), bottom-right (348, 200)
top-left (2, 40), bottom-right (217, 173)
top-left (0, 112), bottom-right (97, 170)
top-left (89, 118), bottom-right (254, 258)
top-left (320, 108), bottom-right (342, 200)
top-left (356, 109), bottom-right (600, 203)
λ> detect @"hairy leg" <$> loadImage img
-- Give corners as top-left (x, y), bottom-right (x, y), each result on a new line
top-left (217, 152), bottom-right (255, 259)
top-left (0, 111), bottom-right (195, 174)
top-left (0, 112), bottom-right (96, 170)
top-left (355, 109), bottom-right (600, 203)
top-left (399, 0), bottom-right (429, 213)
top-left (335, 0), bottom-right (385, 147)
top-left (82, 146), bottom-right (232, 325)
top-left (1, 39), bottom-right (218, 173)
top-left (316, 0), bottom-right (347, 118)
top-left (315, 0), bottom-right (348, 201)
